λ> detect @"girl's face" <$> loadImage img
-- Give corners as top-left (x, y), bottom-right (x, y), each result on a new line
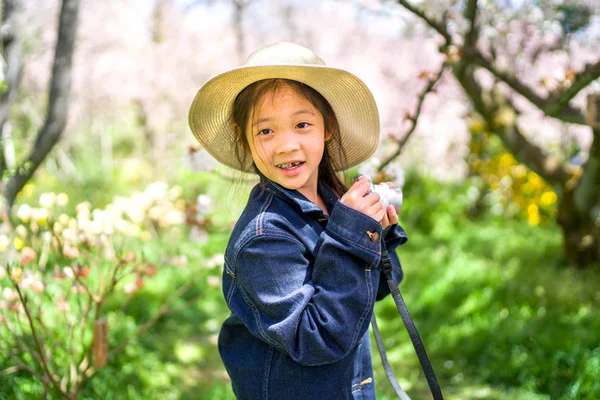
top-left (246, 85), bottom-right (330, 201)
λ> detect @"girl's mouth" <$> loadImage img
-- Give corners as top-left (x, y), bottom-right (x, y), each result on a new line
top-left (276, 161), bottom-right (304, 170)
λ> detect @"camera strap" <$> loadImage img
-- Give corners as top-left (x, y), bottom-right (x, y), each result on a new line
top-left (371, 244), bottom-right (444, 400)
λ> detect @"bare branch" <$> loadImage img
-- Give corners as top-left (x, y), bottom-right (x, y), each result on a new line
top-left (395, 0), bottom-right (452, 44)
top-left (463, 0), bottom-right (479, 48)
top-left (452, 61), bottom-right (572, 188)
top-left (109, 282), bottom-right (195, 357)
top-left (464, 48), bottom-right (587, 124)
top-left (13, 282), bottom-right (72, 399)
top-left (379, 64), bottom-right (448, 171)
top-left (547, 60), bottom-right (600, 116)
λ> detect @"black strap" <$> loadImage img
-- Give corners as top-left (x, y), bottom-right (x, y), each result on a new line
top-left (373, 246), bottom-right (444, 400)
top-left (371, 315), bottom-right (411, 400)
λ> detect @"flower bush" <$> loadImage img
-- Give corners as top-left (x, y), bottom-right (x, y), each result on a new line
top-left (0, 182), bottom-right (210, 399)
top-left (468, 128), bottom-right (560, 226)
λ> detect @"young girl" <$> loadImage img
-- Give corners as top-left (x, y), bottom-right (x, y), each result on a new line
top-left (189, 42), bottom-right (407, 400)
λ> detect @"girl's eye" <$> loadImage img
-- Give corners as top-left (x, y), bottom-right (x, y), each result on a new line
top-left (257, 128), bottom-right (273, 136)
top-left (296, 122), bottom-right (310, 129)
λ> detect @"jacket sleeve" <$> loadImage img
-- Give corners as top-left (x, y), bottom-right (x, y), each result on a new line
top-left (376, 223), bottom-right (408, 300)
top-left (228, 201), bottom-right (383, 366)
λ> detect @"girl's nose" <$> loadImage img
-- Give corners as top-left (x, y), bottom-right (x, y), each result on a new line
top-left (275, 132), bottom-right (301, 154)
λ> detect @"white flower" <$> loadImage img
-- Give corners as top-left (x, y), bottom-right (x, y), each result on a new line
top-left (168, 185), bottom-right (182, 201)
top-left (184, 148), bottom-right (219, 173)
top-left (384, 163), bottom-right (406, 188)
top-left (3, 288), bottom-right (18, 301)
top-left (189, 226), bottom-right (209, 244)
top-left (39, 192), bottom-right (57, 209)
top-left (0, 266), bottom-right (6, 280)
top-left (56, 193), bottom-right (69, 206)
top-left (207, 275), bottom-right (221, 287)
top-left (17, 204), bottom-right (33, 222)
top-left (0, 235), bottom-right (9, 252)
top-left (63, 267), bottom-right (75, 279)
top-left (21, 272), bottom-right (44, 293)
top-left (197, 194), bottom-right (212, 209)
top-left (357, 157), bottom-right (380, 180)
top-left (58, 213), bottom-right (70, 226)
top-left (160, 210), bottom-right (185, 227)
top-left (145, 182), bottom-right (169, 200)
top-left (205, 254), bottom-right (225, 269)
top-left (15, 225), bottom-right (28, 238)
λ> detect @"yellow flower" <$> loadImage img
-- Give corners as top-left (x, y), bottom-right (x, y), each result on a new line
top-left (140, 231), bottom-right (152, 242)
top-left (22, 183), bottom-right (35, 198)
top-left (540, 191), bottom-right (557, 206)
top-left (13, 237), bottom-right (24, 251)
top-left (528, 212), bottom-right (541, 226)
top-left (10, 267), bottom-right (23, 284)
top-left (32, 208), bottom-right (49, 226)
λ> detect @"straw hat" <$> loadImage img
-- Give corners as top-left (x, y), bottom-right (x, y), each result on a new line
top-left (188, 42), bottom-right (380, 172)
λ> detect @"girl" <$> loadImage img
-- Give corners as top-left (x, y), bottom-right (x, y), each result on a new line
top-left (189, 42), bottom-right (407, 400)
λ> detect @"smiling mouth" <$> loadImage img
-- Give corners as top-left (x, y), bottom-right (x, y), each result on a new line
top-left (276, 161), bottom-right (304, 170)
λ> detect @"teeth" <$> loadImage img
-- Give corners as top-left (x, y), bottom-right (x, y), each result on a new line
top-left (278, 161), bottom-right (302, 169)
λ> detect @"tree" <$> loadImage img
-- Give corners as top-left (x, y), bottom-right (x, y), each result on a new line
top-left (383, 0), bottom-right (600, 268)
top-left (0, 0), bottom-right (80, 214)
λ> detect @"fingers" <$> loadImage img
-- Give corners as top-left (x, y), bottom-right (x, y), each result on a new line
top-left (387, 205), bottom-right (399, 224)
top-left (381, 208), bottom-right (390, 228)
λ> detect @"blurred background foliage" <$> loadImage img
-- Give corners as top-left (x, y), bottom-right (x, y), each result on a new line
top-left (1, 0), bottom-right (599, 399)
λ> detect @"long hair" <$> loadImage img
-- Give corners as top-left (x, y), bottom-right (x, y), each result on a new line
top-left (231, 79), bottom-right (348, 197)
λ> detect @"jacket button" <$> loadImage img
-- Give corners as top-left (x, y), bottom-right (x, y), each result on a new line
top-left (366, 231), bottom-right (379, 242)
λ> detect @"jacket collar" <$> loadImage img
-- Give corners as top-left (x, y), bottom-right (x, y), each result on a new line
top-left (261, 177), bottom-right (338, 215)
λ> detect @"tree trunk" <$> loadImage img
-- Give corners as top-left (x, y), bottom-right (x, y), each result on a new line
top-left (558, 129), bottom-right (600, 267)
top-left (0, 0), bottom-right (24, 176)
top-left (1, 0), bottom-right (80, 211)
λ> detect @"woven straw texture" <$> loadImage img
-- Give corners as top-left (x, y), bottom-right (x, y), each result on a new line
top-left (188, 42), bottom-right (380, 172)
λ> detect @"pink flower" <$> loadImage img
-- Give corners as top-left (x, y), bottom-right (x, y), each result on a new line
top-left (124, 278), bottom-right (144, 294)
top-left (19, 247), bottom-right (37, 264)
top-left (63, 245), bottom-right (80, 259)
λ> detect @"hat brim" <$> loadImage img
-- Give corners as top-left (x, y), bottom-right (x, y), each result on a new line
top-left (188, 64), bottom-right (380, 172)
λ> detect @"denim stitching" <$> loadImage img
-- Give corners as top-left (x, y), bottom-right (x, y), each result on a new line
top-left (226, 276), bottom-right (236, 306)
top-left (325, 227), bottom-right (381, 259)
top-left (238, 284), bottom-right (288, 353)
top-left (350, 268), bottom-right (373, 348)
top-left (256, 191), bottom-right (274, 236)
top-left (263, 346), bottom-right (273, 400)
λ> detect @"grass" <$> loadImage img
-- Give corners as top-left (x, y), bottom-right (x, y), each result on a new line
top-left (2, 170), bottom-right (599, 399)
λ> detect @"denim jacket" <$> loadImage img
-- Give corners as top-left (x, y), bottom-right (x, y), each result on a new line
top-left (218, 178), bottom-right (408, 400)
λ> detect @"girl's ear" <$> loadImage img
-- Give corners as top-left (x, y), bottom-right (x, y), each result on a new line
top-left (233, 124), bottom-right (251, 153)
top-left (324, 128), bottom-right (333, 142)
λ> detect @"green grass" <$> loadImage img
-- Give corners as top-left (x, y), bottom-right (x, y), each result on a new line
top-left (2, 171), bottom-right (599, 399)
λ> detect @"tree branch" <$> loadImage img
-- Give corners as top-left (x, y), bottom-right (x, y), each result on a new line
top-left (0, 0), bottom-right (25, 178)
top-left (2, 0), bottom-right (81, 209)
top-left (13, 282), bottom-right (72, 399)
top-left (464, 48), bottom-right (586, 124)
top-left (395, 0), bottom-right (452, 44)
top-left (378, 64), bottom-right (447, 171)
top-left (452, 61), bottom-right (572, 189)
top-left (546, 60), bottom-right (600, 117)
top-left (463, 0), bottom-right (479, 48)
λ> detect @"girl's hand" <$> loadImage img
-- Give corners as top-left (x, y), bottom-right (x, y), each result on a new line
top-left (381, 204), bottom-right (399, 229)
top-left (381, 182), bottom-right (400, 229)
top-left (340, 176), bottom-right (386, 222)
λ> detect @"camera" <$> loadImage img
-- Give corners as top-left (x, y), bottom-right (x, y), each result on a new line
top-left (359, 175), bottom-right (403, 209)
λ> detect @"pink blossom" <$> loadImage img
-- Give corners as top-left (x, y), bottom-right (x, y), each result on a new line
top-left (19, 247), bottom-right (37, 264)
top-left (63, 245), bottom-right (80, 259)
